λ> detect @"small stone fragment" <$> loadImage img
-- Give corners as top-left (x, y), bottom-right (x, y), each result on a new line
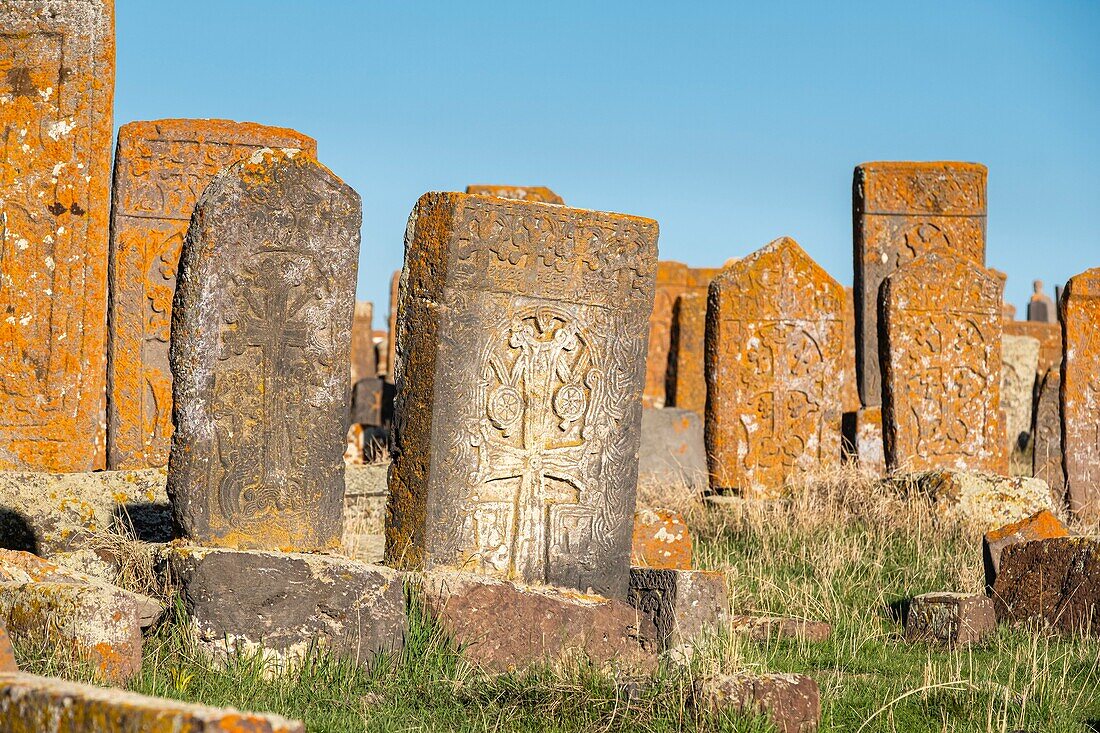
top-left (905, 592), bottom-right (995, 645)
top-left (350, 300), bottom-right (377, 383)
top-left (993, 537), bottom-right (1100, 635)
top-left (628, 568), bottom-right (727, 650)
top-left (728, 616), bottom-right (833, 643)
top-left (631, 508), bottom-right (692, 570)
top-left (982, 510), bottom-right (1069, 591)
top-left (691, 673), bottom-right (821, 733)
top-left (896, 470), bottom-right (1053, 532)
top-left (638, 408), bottom-right (708, 494)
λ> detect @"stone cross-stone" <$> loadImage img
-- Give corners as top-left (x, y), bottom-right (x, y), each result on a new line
top-left (645, 262), bottom-right (721, 408)
top-left (705, 237), bottom-right (844, 495)
top-left (1027, 279), bottom-right (1056, 323)
top-left (349, 300), bottom-right (376, 383)
top-left (854, 162), bottom-right (987, 408)
top-left (0, 0), bottom-right (114, 471)
top-left (386, 193), bottom-right (657, 599)
top-left (881, 252), bottom-right (1005, 473)
top-left (167, 149), bottom-right (361, 552)
top-left (1003, 320), bottom-right (1061, 377)
top-left (841, 287), bottom-right (860, 414)
top-left (1032, 369), bottom-right (1064, 501)
top-left (1060, 267), bottom-right (1100, 521)
top-left (464, 185), bottom-right (564, 204)
top-left (666, 291), bottom-right (707, 416)
top-left (107, 119), bottom-right (316, 470)
top-left (1001, 335), bottom-right (1040, 471)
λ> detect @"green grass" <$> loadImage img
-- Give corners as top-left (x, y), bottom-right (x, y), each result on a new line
top-left (14, 468), bottom-right (1100, 732)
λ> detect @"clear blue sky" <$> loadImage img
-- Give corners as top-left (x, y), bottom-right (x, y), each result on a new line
top-left (115, 1), bottom-right (1100, 319)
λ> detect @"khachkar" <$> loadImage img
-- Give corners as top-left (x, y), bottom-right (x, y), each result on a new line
top-left (107, 119), bottom-right (316, 469)
top-left (645, 262), bottom-right (721, 408)
top-left (0, 0), bottom-right (114, 471)
top-left (168, 150), bottom-right (361, 551)
top-left (881, 252), bottom-right (1005, 473)
top-left (1061, 268), bottom-right (1100, 521)
top-left (666, 291), bottom-right (707, 416)
top-left (854, 162), bottom-right (987, 408)
top-left (704, 237), bottom-right (844, 495)
top-left (387, 192), bottom-right (658, 599)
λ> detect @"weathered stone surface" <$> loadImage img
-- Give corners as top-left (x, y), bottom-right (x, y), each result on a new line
top-left (1032, 370), bottom-right (1065, 496)
top-left (349, 300), bottom-right (376, 383)
top-left (993, 537), bottom-right (1100, 635)
top-left (1003, 320), bottom-right (1061, 376)
top-left (1061, 267), bottom-right (1100, 521)
top-left (854, 161), bottom-right (987, 408)
top-left (167, 546), bottom-right (406, 667)
top-left (841, 287), bottom-right (860, 414)
top-left (387, 193), bottom-right (657, 599)
top-left (0, 0), bottom-right (114, 471)
top-left (107, 119), bottom-right (316, 471)
top-left (666, 292), bottom-right (707, 416)
top-left (385, 270), bottom-right (400, 381)
top-left (631, 508), bottom-right (692, 570)
top-left (0, 468), bottom-right (169, 554)
top-left (898, 470), bottom-right (1053, 532)
top-left (638, 408), bottom-right (708, 494)
top-left (905, 592), bottom-right (995, 645)
top-left (342, 464), bottom-right (388, 564)
top-left (852, 407), bottom-right (886, 475)
top-left (1000, 335), bottom-right (1039, 464)
top-left (982, 510), bottom-right (1068, 591)
top-left (350, 377), bottom-right (383, 426)
top-left (1027, 279), bottom-right (1056, 323)
top-left (464, 184), bottom-right (564, 204)
top-left (692, 674), bottom-right (821, 733)
top-left (705, 238), bottom-right (844, 495)
top-left (881, 252), bottom-right (1005, 473)
top-left (0, 672), bottom-right (304, 732)
top-left (168, 149), bottom-right (360, 552)
top-left (628, 568), bottom-right (727, 651)
top-left (0, 627), bottom-right (15, 673)
top-left (645, 263), bottom-right (719, 408)
top-left (417, 571), bottom-right (656, 672)
top-left (728, 616), bottom-right (832, 643)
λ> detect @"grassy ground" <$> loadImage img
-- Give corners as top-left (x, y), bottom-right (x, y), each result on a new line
top-left (14, 467), bottom-right (1100, 732)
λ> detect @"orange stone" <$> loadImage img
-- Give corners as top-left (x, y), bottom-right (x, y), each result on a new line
top-left (881, 252), bottom-right (1005, 473)
top-left (464, 185), bottom-right (564, 204)
top-left (106, 119), bottom-right (316, 469)
top-left (386, 269), bottom-right (400, 382)
top-left (1061, 267), bottom-right (1100, 521)
top-left (666, 291), bottom-right (707, 416)
top-left (349, 301), bottom-right (376, 382)
top-left (1003, 320), bottom-right (1062, 376)
top-left (983, 510), bottom-right (1069, 590)
top-left (854, 162), bottom-right (987, 408)
top-left (0, 626), bottom-right (15, 673)
top-left (631, 508), bottom-right (692, 570)
top-left (0, 0), bottom-right (114, 471)
top-left (841, 286), bottom-right (860, 414)
top-left (645, 262), bottom-right (721, 408)
top-left (705, 238), bottom-right (844, 494)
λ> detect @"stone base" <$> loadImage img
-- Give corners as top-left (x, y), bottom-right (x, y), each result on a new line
top-left (982, 510), bottom-right (1069, 591)
top-left (631, 509), bottom-right (692, 570)
top-left (628, 568), bottom-right (727, 651)
top-left (166, 547), bottom-right (406, 669)
top-left (894, 470), bottom-right (1053, 532)
top-left (993, 537), bottom-right (1100, 635)
top-left (417, 571), bottom-right (656, 673)
top-left (905, 593), bottom-right (995, 645)
top-left (0, 672), bottom-right (303, 732)
top-left (639, 408), bottom-right (708, 493)
top-left (691, 673), bottom-right (821, 733)
top-left (728, 616), bottom-right (832, 643)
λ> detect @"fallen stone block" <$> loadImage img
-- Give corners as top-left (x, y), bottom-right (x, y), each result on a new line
top-left (897, 471), bottom-right (1053, 532)
top-left (0, 626), bottom-right (15, 673)
top-left (628, 568), bottom-right (727, 651)
top-left (905, 592), bottom-right (995, 645)
top-left (691, 673), bottom-right (821, 733)
top-left (639, 408), bottom-right (708, 493)
top-left (631, 508), bottom-right (692, 570)
top-left (167, 546), bottom-right (406, 668)
top-left (728, 616), bottom-right (832, 643)
top-left (993, 537), bottom-right (1100, 635)
top-left (0, 672), bottom-right (303, 732)
top-left (417, 571), bottom-right (656, 673)
top-left (982, 510), bottom-right (1069, 591)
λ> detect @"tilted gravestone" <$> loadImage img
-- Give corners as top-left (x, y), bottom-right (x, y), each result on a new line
top-left (0, 0), bottom-right (114, 471)
top-left (1032, 369), bottom-right (1064, 498)
top-left (705, 237), bottom-right (844, 494)
top-left (168, 149), bottom-right (361, 551)
top-left (108, 119), bottom-right (316, 469)
top-left (1061, 267), bottom-right (1100, 521)
top-left (881, 252), bottom-right (1005, 473)
top-left (386, 192), bottom-right (658, 598)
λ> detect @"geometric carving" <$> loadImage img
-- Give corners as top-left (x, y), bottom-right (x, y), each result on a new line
top-left (386, 193), bottom-right (658, 599)
top-left (107, 119), bottom-right (315, 469)
top-left (881, 252), bottom-right (1005, 473)
top-left (0, 0), bottom-right (114, 470)
top-left (705, 238), bottom-right (844, 494)
top-left (645, 262), bottom-right (719, 408)
top-left (1060, 267), bottom-right (1100, 521)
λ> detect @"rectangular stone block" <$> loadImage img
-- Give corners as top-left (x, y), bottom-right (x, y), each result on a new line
top-left (993, 537), bottom-right (1100, 635)
top-left (1003, 320), bottom-right (1061, 375)
top-left (0, 0), bottom-right (115, 471)
top-left (0, 673), bottom-right (304, 732)
top-left (387, 193), bottom-right (658, 599)
top-left (631, 508), bottom-right (692, 570)
top-left (1000, 335), bottom-right (1039, 469)
top-left (349, 300), bottom-right (376, 383)
top-left (464, 185), bottom-right (564, 204)
top-left (628, 568), bottom-right (727, 651)
top-left (905, 592), bottom-right (995, 645)
top-left (342, 464), bottom-right (388, 564)
top-left (350, 376), bottom-right (383, 426)
top-left (881, 253), bottom-right (1005, 473)
top-left (841, 287), bottom-right (860, 413)
top-left (854, 162), bottom-right (987, 408)
top-left (107, 119), bottom-right (316, 470)
top-left (982, 509), bottom-right (1068, 591)
top-left (638, 407), bottom-right (707, 494)
top-left (897, 470), bottom-right (1052, 533)
top-left (691, 674), bottom-right (821, 733)
top-left (666, 291), bottom-right (707, 416)
top-left (1060, 267), bottom-right (1100, 521)
top-left (1031, 370), bottom-right (1064, 496)
top-left (645, 262), bottom-right (719, 408)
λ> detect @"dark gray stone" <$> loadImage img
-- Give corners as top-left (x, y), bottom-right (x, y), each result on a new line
top-left (168, 149), bottom-right (361, 552)
top-left (628, 567), bottom-right (727, 651)
top-left (350, 377), bottom-right (383, 426)
top-left (1032, 370), bottom-right (1065, 500)
top-left (638, 408), bottom-right (708, 493)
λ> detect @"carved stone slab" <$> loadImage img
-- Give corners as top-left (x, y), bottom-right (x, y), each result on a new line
top-left (0, 0), bottom-right (114, 471)
top-left (854, 162), bottom-right (987, 408)
top-left (464, 185), bottom-right (564, 204)
top-left (385, 270), bottom-right (400, 381)
top-left (667, 291), bottom-right (707, 416)
top-left (841, 287), bottom-right (860, 413)
top-left (168, 150), bottom-right (361, 551)
top-left (1003, 320), bottom-right (1061, 376)
top-left (705, 237), bottom-right (844, 494)
top-left (1001, 335), bottom-right (1039, 461)
top-left (349, 300), bottom-right (375, 382)
top-left (1032, 369), bottom-right (1064, 498)
top-left (107, 119), bottom-right (316, 470)
top-left (1061, 267), bottom-right (1100, 521)
top-left (645, 262), bottom-right (720, 408)
top-left (386, 193), bottom-right (658, 599)
top-left (881, 252), bottom-right (1004, 473)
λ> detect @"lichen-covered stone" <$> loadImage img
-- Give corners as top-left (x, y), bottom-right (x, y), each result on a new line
top-left (0, 627), bottom-right (15, 673)
top-left (638, 408), bottom-right (707, 494)
top-left (881, 252), bottom-right (1005, 473)
top-left (841, 287), bottom-right (860, 414)
top-left (631, 508), bottom-right (692, 570)
top-left (691, 673), bottom-right (821, 733)
top-left (167, 546), bottom-right (406, 669)
top-left (854, 161), bottom-right (987, 408)
top-left (667, 291), bottom-right (707, 416)
top-left (1031, 370), bottom-right (1064, 496)
top-left (107, 119), bottom-right (316, 471)
top-left (628, 568), bottom-right (727, 651)
top-left (1061, 267), bottom-right (1100, 521)
top-left (728, 616), bottom-right (832, 643)
top-left (982, 510), bottom-right (1068, 591)
top-left (993, 537), bottom-right (1100, 635)
top-left (168, 149), bottom-right (361, 552)
top-left (1000, 335), bottom-right (1040, 470)
top-left (1003, 320), bottom-right (1061, 376)
top-left (0, 0), bottom-right (115, 471)
top-left (387, 193), bottom-right (658, 599)
top-left (349, 300), bottom-right (376, 384)
top-left (706, 238), bottom-right (844, 495)
top-left (0, 672), bottom-right (304, 732)
top-left (385, 270), bottom-right (400, 381)
top-left (464, 185), bottom-right (563, 204)
top-left (852, 407), bottom-right (886, 475)
top-left (645, 262), bottom-right (719, 408)
top-left (905, 592), bottom-right (995, 645)
top-left (897, 470), bottom-right (1052, 532)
